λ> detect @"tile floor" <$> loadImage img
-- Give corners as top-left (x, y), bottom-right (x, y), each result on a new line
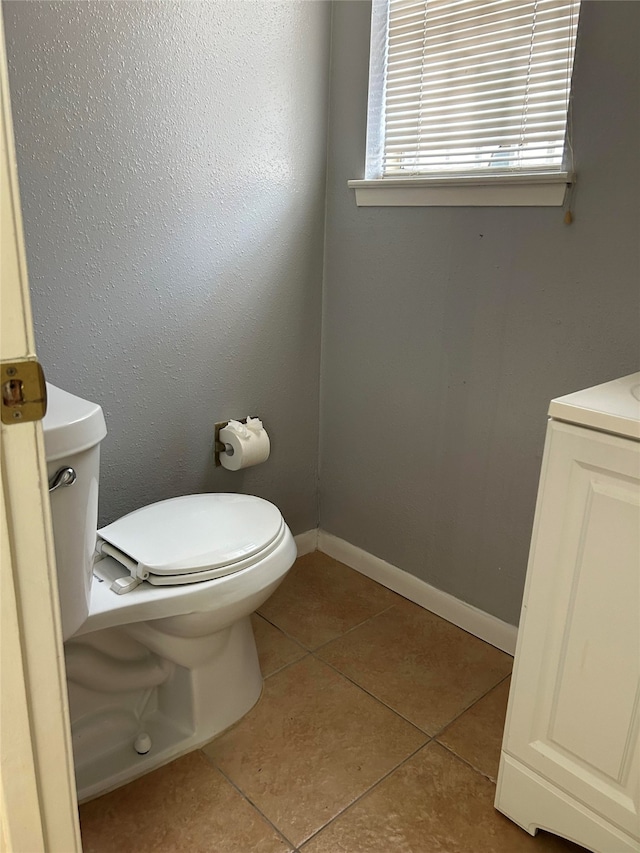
top-left (80, 552), bottom-right (587, 853)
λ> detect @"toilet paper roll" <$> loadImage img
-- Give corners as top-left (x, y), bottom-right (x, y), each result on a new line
top-left (219, 418), bottom-right (270, 471)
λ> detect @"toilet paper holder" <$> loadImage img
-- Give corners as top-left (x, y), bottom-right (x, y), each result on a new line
top-left (214, 417), bottom-right (257, 467)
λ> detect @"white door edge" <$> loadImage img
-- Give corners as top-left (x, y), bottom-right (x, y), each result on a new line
top-left (0, 16), bottom-right (81, 851)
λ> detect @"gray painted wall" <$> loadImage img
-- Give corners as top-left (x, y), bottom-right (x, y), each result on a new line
top-left (4, 1), bottom-right (330, 532)
top-left (320, 1), bottom-right (640, 625)
top-left (5, 1), bottom-right (639, 627)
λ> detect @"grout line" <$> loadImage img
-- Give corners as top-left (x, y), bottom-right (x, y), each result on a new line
top-left (250, 566), bottom-right (512, 846)
top-left (299, 700), bottom-right (510, 850)
top-left (431, 671), bottom-right (512, 741)
top-left (313, 653), bottom-right (432, 737)
top-left (258, 608), bottom-right (510, 741)
top-left (263, 651), bottom-right (312, 681)
top-left (435, 739), bottom-right (500, 786)
top-left (201, 664), bottom-right (507, 853)
top-left (311, 601), bottom-right (399, 653)
top-left (256, 549), bottom-right (402, 653)
top-left (199, 749), bottom-right (298, 851)
top-left (299, 739), bottom-right (432, 849)
top-left (255, 612), bottom-right (316, 651)
top-left (313, 654), bottom-right (511, 744)
top-left (257, 600), bottom-right (400, 654)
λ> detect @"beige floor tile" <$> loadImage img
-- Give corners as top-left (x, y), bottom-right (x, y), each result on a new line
top-left (317, 599), bottom-right (512, 734)
top-left (257, 551), bottom-right (400, 649)
top-left (251, 613), bottom-right (307, 677)
top-left (203, 655), bottom-right (427, 847)
top-left (79, 751), bottom-right (291, 853)
top-left (437, 676), bottom-right (511, 782)
top-left (301, 742), bottom-right (587, 853)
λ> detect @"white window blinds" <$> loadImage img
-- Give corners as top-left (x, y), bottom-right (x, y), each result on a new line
top-left (366, 0), bottom-right (581, 179)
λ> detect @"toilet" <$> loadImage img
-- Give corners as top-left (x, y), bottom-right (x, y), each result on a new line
top-left (43, 383), bottom-right (297, 802)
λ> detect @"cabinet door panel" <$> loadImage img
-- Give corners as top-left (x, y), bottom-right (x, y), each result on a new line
top-left (504, 421), bottom-right (640, 837)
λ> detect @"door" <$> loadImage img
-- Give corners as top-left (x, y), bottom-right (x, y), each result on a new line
top-left (503, 419), bottom-right (640, 838)
top-left (0, 15), bottom-right (81, 852)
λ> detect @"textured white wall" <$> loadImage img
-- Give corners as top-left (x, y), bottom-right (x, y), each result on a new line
top-left (4, 1), bottom-right (331, 531)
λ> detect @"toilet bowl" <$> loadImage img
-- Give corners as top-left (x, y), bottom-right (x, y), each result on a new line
top-left (43, 384), bottom-right (296, 802)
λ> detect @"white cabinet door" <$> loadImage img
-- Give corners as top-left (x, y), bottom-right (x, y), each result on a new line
top-left (503, 420), bottom-right (640, 839)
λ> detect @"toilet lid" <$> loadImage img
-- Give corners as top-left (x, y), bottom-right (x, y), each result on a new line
top-left (97, 493), bottom-right (284, 578)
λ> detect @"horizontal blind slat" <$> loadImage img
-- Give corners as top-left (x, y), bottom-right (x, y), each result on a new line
top-left (383, 160), bottom-right (564, 172)
top-left (384, 125), bottom-right (568, 147)
top-left (384, 145), bottom-right (567, 159)
top-left (387, 34), bottom-right (576, 72)
top-left (388, 24), bottom-right (576, 61)
top-left (388, 8), bottom-right (575, 46)
top-left (385, 110), bottom-right (572, 130)
top-left (369, 0), bottom-right (580, 179)
top-left (386, 47), bottom-right (575, 81)
top-left (387, 8), bottom-right (567, 37)
top-left (386, 95), bottom-right (571, 118)
top-left (389, 0), bottom-right (569, 20)
top-left (386, 65), bottom-right (570, 96)
top-left (383, 148), bottom-right (567, 163)
top-left (386, 71), bottom-right (571, 103)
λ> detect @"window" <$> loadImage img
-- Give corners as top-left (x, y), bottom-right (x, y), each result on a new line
top-left (350, 0), bottom-right (581, 206)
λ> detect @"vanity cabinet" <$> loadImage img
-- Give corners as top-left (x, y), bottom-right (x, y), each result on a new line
top-left (495, 417), bottom-right (640, 853)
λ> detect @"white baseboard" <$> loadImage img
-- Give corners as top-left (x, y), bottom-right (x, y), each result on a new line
top-left (294, 529), bottom-right (318, 557)
top-left (317, 531), bottom-right (518, 656)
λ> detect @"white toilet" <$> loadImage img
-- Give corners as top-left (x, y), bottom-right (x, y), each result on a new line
top-left (43, 383), bottom-right (297, 802)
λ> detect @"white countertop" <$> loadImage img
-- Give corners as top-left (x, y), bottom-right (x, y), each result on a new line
top-left (549, 373), bottom-right (640, 441)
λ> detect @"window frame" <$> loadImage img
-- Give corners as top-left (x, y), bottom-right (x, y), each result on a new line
top-left (351, 0), bottom-right (579, 208)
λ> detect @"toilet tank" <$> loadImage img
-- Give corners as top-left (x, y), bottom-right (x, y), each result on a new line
top-left (43, 384), bottom-right (107, 640)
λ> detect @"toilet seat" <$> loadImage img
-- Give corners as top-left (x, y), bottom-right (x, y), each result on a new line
top-left (78, 520), bottom-right (296, 637)
top-left (97, 493), bottom-right (285, 587)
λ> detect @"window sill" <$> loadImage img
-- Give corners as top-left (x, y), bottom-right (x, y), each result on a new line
top-left (347, 173), bottom-right (572, 207)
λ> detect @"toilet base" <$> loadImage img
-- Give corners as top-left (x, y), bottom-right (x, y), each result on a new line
top-left (68, 616), bottom-right (263, 802)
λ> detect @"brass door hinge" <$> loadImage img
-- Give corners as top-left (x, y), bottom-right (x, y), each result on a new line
top-left (1, 360), bottom-right (47, 424)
